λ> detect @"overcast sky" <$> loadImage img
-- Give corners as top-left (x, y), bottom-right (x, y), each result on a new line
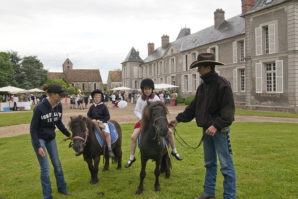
top-left (0, 0), bottom-right (242, 83)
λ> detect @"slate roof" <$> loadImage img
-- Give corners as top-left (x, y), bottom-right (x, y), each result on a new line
top-left (243, 0), bottom-right (289, 16)
top-left (108, 70), bottom-right (122, 82)
top-left (63, 58), bottom-right (72, 65)
top-left (47, 72), bottom-right (65, 80)
top-left (143, 15), bottom-right (245, 63)
top-left (176, 28), bottom-right (191, 40)
top-left (122, 47), bottom-right (143, 63)
top-left (65, 69), bottom-right (103, 82)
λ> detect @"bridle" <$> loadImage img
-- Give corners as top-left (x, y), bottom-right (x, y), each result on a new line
top-left (72, 122), bottom-right (89, 146)
top-left (152, 115), bottom-right (168, 140)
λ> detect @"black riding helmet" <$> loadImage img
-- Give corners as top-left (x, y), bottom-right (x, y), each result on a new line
top-left (91, 89), bottom-right (103, 99)
top-left (140, 78), bottom-right (154, 90)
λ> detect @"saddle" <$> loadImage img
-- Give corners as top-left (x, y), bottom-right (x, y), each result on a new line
top-left (94, 121), bottom-right (119, 148)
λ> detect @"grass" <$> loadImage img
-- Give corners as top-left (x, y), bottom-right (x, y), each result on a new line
top-left (0, 122), bottom-right (297, 199)
top-left (236, 109), bottom-right (298, 118)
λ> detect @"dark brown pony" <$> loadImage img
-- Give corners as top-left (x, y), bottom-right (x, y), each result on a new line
top-left (69, 115), bottom-right (122, 184)
top-left (136, 101), bottom-right (171, 194)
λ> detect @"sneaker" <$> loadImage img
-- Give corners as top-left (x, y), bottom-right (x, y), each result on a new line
top-left (125, 157), bottom-right (136, 168)
top-left (58, 191), bottom-right (71, 196)
top-left (171, 151), bottom-right (183, 160)
top-left (108, 150), bottom-right (115, 158)
top-left (194, 194), bottom-right (216, 199)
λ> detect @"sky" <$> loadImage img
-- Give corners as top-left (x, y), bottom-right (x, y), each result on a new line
top-left (0, 0), bottom-right (242, 83)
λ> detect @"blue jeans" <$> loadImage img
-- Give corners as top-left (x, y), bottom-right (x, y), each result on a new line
top-left (203, 127), bottom-right (236, 199)
top-left (32, 138), bottom-right (67, 199)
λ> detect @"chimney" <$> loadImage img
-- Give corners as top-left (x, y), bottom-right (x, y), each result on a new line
top-left (214, 8), bottom-right (225, 29)
top-left (161, 35), bottom-right (169, 48)
top-left (241, 0), bottom-right (257, 14)
top-left (148, 43), bottom-right (154, 56)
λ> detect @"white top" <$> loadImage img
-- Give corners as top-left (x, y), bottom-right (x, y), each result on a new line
top-left (13, 96), bottom-right (19, 103)
top-left (134, 95), bottom-right (160, 120)
top-left (111, 94), bottom-right (116, 101)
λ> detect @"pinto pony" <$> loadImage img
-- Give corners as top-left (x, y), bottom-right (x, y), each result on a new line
top-left (136, 101), bottom-right (171, 194)
top-left (69, 115), bottom-right (122, 184)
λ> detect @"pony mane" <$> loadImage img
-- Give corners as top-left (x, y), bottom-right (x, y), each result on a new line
top-left (69, 115), bottom-right (94, 135)
top-left (140, 101), bottom-right (168, 134)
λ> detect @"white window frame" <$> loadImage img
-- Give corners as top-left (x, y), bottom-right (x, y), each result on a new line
top-left (207, 45), bottom-right (219, 61)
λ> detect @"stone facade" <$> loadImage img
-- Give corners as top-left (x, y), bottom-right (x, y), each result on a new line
top-left (48, 58), bottom-right (104, 92)
top-left (122, 0), bottom-right (298, 113)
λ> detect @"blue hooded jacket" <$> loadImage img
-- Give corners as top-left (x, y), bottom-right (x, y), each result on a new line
top-left (30, 98), bottom-right (70, 149)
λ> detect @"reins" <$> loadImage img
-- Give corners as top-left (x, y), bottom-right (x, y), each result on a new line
top-left (173, 127), bottom-right (205, 150)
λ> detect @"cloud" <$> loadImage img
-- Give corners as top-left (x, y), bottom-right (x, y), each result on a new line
top-left (0, 0), bottom-right (241, 82)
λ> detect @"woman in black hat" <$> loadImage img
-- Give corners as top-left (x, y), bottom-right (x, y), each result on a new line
top-left (87, 89), bottom-right (115, 157)
top-left (30, 84), bottom-right (71, 199)
top-left (125, 78), bottom-right (182, 168)
top-left (170, 53), bottom-right (236, 199)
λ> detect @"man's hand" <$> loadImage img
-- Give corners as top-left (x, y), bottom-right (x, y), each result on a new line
top-left (38, 147), bottom-right (46, 158)
top-left (205, 125), bottom-right (217, 136)
top-left (169, 119), bottom-right (178, 128)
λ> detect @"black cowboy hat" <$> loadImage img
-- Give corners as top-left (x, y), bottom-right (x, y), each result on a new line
top-left (47, 84), bottom-right (67, 97)
top-left (190, 53), bottom-right (224, 69)
top-left (91, 89), bottom-right (103, 98)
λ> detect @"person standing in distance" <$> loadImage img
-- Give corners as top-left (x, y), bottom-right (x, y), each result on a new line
top-left (30, 84), bottom-right (71, 199)
top-left (170, 53), bottom-right (236, 199)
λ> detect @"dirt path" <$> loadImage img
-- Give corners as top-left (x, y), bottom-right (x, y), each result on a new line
top-left (0, 102), bottom-right (297, 138)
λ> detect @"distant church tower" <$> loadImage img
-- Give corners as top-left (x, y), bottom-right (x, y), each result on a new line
top-left (63, 58), bottom-right (73, 73)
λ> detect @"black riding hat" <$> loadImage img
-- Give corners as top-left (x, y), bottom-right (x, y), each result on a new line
top-left (91, 89), bottom-right (103, 98)
top-left (140, 78), bottom-right (154, 90)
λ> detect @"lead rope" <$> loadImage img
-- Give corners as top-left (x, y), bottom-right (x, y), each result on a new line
top-left (173, 127), bottom-right (205, 149)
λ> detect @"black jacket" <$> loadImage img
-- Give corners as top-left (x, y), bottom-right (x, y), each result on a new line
top-left (176, 71), bottom-right (235, 130)
top-left (30, 98), bottom-right (71, 149)
top-left (87, 103), bottom-right (110, 123)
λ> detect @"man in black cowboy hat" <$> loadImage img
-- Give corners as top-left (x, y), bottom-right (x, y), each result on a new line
top-left (170, 53), bottom-right (236, 199)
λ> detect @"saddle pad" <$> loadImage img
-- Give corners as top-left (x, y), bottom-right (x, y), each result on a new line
top-left (138, 134), bottom-right (169, 148)
top-left (94, 122), bottom-right (118, 147)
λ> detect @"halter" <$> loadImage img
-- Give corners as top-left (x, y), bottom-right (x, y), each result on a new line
top-left (72, 122), bottom-right (89, 146)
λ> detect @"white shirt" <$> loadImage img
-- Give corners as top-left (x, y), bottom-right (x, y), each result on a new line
top-left (111, 94), bottom-right (116, 101)
top-left (134, 95), bottom-right (160, 120)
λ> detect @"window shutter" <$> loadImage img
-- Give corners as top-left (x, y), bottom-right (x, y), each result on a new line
top-left (268, 23), bottom-right (276, 54)
top-left (196, 73), bottom-right (200, 88)
top-left (181, 75), bottom-right (184, 92)
top-left (233, 69), bottom-right (238, 92)
top-left (167, 76), bottom-right (171, 84)
top-left (183, 55), bottom-right (186, 71)
top-left (243, 39), bottom-right (246, 58)
top-left (255, 63), bottom-right (263, 93)
top-left (276, 60), bottom-right (283, 93)
top-left (215, 46), bottom-right (219, 61)
top-left (233, 41), bottom-right (237, 63)
top-left (255, 27), bottom-right (262, 56)
top-left (188, 74), bottom-right (192, 92)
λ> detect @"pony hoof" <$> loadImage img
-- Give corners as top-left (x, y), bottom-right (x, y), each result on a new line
top-left (116, 166), bottom-right (121, 170)
top-left (166, 173), bottom-right (170, 178)
top-left (136, 189), bottom-right (143, 195)
top-left (155, 186), bottom-right (160, 192)
top-left (102, 168), bottom-right (109, 172)
top-left (90, 179), bottom-right (98, 184)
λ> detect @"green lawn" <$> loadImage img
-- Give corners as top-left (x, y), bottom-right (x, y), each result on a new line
top-left (236, 109), bottom-right (298, 118)
top-left (0, 112), bottom-right (33, 127)
top-left (0, 122), bottom-right (297, 199)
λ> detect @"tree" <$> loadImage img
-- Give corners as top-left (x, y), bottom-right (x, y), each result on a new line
top-left (66, 86), bottom-right (77, 95)
top-left (45, 79), bottom-right (69, 90)
top-left (8, 51), bottom-right (22, 86)
top-left (0, 52), bottom-right (14, 87)
top-left (20, 56), bottom-right (48, 89)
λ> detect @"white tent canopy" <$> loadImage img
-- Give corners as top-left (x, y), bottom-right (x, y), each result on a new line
top-left (155, 83), bottom-right (179, 90)
top-left (111, 86), bottom-right (132, 91)
top-left (28, 88), bottom-right (45, 93)
top-left (0, 86), bottom-right (28, 94)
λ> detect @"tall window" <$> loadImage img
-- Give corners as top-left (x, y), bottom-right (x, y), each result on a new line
top-left (94, 83), bottom-right (96, 90)
top-left (82, 83), bottom-right (85, 91)
top-left (240, 69), bottom-right (245, 91)
top-left (171, 76), bottom-right (175, 85)
top-left (263, 26), bottom-right (269, 54)
top-left (192, 52), bottom-right (196, 62)
top-left (239, 41), bottom-right (244, 62)
top-left (265, 62), bottom-right (276, 92)
top-left (210, 47), bottom-right (216, 55)
top-left (171, 58), bottom-right (175, 73)
top-left (185, 55), bottom-right (188, 70)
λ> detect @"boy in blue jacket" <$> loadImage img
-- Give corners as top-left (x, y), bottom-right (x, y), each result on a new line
top-left (87, 89), bottom-right (115, 157)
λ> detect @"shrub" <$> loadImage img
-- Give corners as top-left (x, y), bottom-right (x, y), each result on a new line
top-left (176, 94), bottom-right (185, 103)
top-left (185, 95), bottom-right (195, 105)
